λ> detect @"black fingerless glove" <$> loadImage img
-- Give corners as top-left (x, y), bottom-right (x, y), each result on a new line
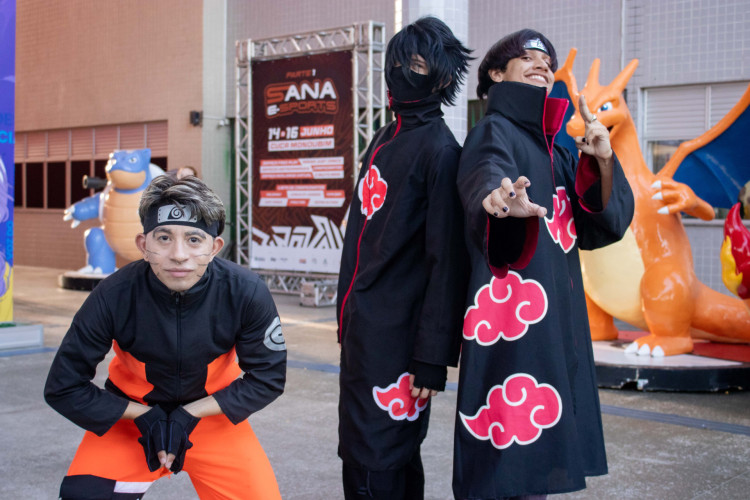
top-left (409, 360), bottom-right (448, 392)
top-left (166, 406), bottom-right (200, 474)
top-left (134, 405), bottom-right (168, 472)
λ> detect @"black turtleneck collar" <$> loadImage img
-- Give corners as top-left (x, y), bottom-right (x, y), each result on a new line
top-left (145, 259), bottom-right (213, 307)
top-left (486, 81), bottom-right (568, 140)
top-left (389, 92), bottom-right (444, 128)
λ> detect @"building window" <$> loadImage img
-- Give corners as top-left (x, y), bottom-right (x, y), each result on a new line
top-left (643, 82), bottom-right (748, 217)
top-left (151, 157), bottom-right (168, 171)
top-left (13, 122), bottom-right (168, 209)
top-left (25, 162), bottom-right (44, 208)
top-left (47, 162), bottom-right (67, 209)
top-left (13, 163), bottom-right (23, 207)
top-left (647, 140), bottom-right (682, 174)
top-left (70, 160), bottom-right (92, 204)
top-left (93, 159), bottom-right (108, 183)
top-left (467, 100), bottom-right (485, 132)
top-left (643, 82), bottom-right (748, 173)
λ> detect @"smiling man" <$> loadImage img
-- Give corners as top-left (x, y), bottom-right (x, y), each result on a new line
top-left (45, 175), bottom-right (286, 499)
top-left (453, 29), bottom-right (634, 499)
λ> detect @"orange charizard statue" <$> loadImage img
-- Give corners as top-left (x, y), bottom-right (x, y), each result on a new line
top-left (555, 48), bottom-right (750, 357)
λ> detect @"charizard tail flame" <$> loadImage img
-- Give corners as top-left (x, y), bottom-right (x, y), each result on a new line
top-left (721, 203), bottom-right (750, 303)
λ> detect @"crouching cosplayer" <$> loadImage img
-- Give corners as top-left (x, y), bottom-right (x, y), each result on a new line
top-left (45, 175), bottom-right (287, 499)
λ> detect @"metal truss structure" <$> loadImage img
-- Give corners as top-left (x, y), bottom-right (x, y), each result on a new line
top-left (254, 270), bottom-right (338, 306)
top-left (235, 22), bottom-right (386, 302)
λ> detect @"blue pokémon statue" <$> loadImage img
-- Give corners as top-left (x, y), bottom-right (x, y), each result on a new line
top-left (64, 149), bottom-right (164, 274)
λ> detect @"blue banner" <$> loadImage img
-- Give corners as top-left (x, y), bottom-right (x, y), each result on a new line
top-left (0, 0), bottom-right (15, 321)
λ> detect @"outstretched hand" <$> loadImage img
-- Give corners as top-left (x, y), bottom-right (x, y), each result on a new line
top-left (63, 207), bottom-right (81, 228)
top-left (483, 176), bottom-right (547, 219)
top-left (574, 94), bottom-right (613, 162)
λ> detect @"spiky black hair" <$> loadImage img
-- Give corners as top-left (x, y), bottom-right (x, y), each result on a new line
top-left (385, 16), bottom-right (473, 106)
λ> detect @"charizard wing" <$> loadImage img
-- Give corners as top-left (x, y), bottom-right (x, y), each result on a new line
top-left (660, 83), bottom-right (750, 209)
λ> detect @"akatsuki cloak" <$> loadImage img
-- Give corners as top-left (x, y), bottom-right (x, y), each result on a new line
top-left (454, 81), bottom-right (634, 498)
top-left (337, 93), bottom-right (468, 470)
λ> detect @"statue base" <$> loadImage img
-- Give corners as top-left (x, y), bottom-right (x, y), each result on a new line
top-left (58, 270), bottom-right (109, 291)
top-left (594, 331), bottom-right (750, 392)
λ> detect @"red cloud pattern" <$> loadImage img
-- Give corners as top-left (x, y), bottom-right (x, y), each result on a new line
top-left (358, 165), bottom-right (388, 219)
top-left (460, 373), bottom-right (562, 449)
top-left (373, 372), bottom-right (429, 421)
top-left (544, 186), bottom-right (577, 253)
top-left (463, 271), bottom-right (548, 345)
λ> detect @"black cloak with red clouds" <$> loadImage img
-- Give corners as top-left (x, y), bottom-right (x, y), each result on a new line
top-left (337, 93), bottom-right (469, 471)
top-left (453, 81), bottom-right (634, 498)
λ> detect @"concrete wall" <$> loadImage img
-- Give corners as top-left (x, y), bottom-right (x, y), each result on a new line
top-left (403, 0), bottom-right (470, 143)
top-left (225, 0), bottom-right (395, 117)
top-left (624, 0), bottom-right (750, 126)
top-left (202, 0), bottom-right (233, 217)
top-left (467, 0), bottom-right (623, 104)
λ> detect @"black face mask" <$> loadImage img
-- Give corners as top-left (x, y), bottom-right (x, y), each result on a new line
top-left (387, 66), bottom-right (433, 102)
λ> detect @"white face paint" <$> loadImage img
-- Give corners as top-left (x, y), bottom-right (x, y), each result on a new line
top-left (135, 225), bottom-right (223, 292)
top-left (264, 316), bottom-right (286, 351)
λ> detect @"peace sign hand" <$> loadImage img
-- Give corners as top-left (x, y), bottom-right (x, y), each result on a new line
top-left (574, 94), bottom-right (613, 162)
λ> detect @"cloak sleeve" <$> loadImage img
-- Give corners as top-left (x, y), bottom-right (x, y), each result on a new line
top-left (560, 148), bottom-right (635, 250)
top-left (44, 289), bottom-right (129, 436)
top-left (212, 281), bottom-right (286, 424)
top-left (411, 145), bottom-right (469, 369)
top-left (457, 119), bottom-right (539, 278)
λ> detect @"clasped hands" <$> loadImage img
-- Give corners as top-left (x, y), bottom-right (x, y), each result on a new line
top-left (134, 405), bottom-right (200, 473)
top-left (483, 95), bottom-right (613, 218)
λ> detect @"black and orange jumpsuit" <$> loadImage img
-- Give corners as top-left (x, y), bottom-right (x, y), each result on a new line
top-left (45, 258), bottom-right (287, 499)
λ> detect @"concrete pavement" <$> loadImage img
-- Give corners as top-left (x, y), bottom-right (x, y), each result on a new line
top-left (1, 265), bottom-right (749, 499)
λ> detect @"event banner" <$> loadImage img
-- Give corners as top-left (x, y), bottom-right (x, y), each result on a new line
top-left (251, 50), bottom-right (354, 273)
top-left (0, 0), bottom-right (15, 321)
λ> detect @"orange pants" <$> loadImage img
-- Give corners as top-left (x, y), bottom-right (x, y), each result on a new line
top-left (61, 414), bottom-right (281, 499)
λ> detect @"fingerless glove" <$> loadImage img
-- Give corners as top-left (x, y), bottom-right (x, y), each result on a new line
top-left (409, 360), bottom-right (447, 392)
top-left (166, 406), bottom-right (200, 473)
top-left (133, 405), bottom-right (168, 472)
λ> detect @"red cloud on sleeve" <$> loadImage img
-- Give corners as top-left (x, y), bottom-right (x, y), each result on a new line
top-left (544, 186), bottom-right (577, 253)
top-left (358, 165), bottom-right (388, 219)
top-left (460, 373), bottom-right (562, 449)
top-left (373, 372), bottom-right (429, 421)
top-left (463, 271), bottom-right (548, 346)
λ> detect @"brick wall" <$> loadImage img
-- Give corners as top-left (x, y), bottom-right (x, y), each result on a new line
top-left (15, 0), bottom-right (204, 268)
top-left (15, 0), bottom-right (203, 170)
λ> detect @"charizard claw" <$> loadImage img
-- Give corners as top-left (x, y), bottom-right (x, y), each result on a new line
top-left (624, 341), bottom-right (666, 357)
top-left (625, 334), bottom-right (693, 356)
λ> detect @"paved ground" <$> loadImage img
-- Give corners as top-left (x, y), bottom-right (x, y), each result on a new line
top-left (1, 265), bottom-right (749, 499)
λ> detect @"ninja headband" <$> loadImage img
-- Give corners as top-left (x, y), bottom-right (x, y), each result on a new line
top-left (523, 38), bottom-right (549, 55)
top-left (142, 203), bottom-right (220, 237)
